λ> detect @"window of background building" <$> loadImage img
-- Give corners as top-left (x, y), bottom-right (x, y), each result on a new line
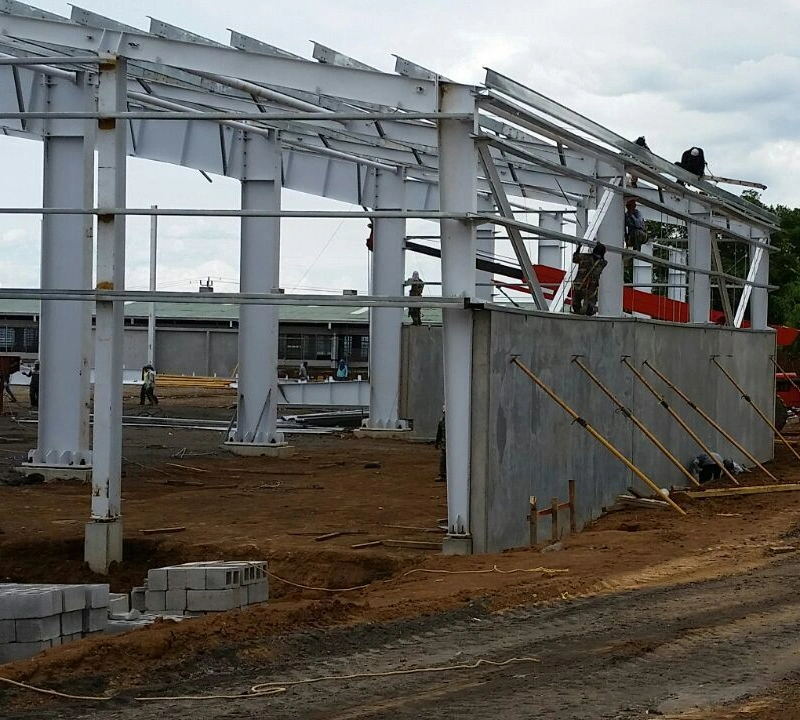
top-left (0, 327), bottom-right (15, 351)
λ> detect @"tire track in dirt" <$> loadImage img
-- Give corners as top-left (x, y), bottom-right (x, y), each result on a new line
top-left (15, 555), bottom-right (800, 719)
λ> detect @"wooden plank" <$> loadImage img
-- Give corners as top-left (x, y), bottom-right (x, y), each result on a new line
top-left (551, 497), bottom-right (559, 543)
top-left (382, 539), bottom-right (442, 550)
top-left (568, 479), bottom-right (577, 534)
top-left (165, 463), bottom-right (209, 473)
top-left (626, 486), bottom-right (648, 499)
top-left (351, 540), bottom-right (382, 549)
top-left (140, 526), bottom-right (186, 535)
top-left (617, 495), bottom-right (671, 510)
top-left (680, 484), bottom-right (800, 499)
top-left (314, 530), bottom-right (367, 542)
top-left (383, 524), bottom-right (444, 533)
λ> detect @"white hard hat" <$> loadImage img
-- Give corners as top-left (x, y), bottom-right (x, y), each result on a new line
top-left (690, 148), bottom-right (700, 156)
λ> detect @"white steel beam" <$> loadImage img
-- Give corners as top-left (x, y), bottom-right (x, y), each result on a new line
top-left (232, 131), bottom-right (285, 447)
top-left (367, 169), bottom-right (405, 429)
top-left (748, 246), bottom-right (769, 331)
top-left (477, 142), bottom-right (547, 310)
top-left (438, 83), bottom-right (477, 548)
top-left (312, 42), bottom-right (377, 71)
top-left (0, 14), bottom-right (442, 112)
top-left (633, 242), bottom-right (654, 295)
top-left (484, 69), bottom-right (776, 227)
top-left (688, 216), bottom-right (712, 323)
top-left (476, 195), bottom-right (496, 301)
top-left (87, 55), bottom-right (126, 573)
top-left (667, 247), bottom-right (687, 303)
top-left (735, 245), bottom-right (766, 328)
top-left (597, 188), bottom-right (625, 317)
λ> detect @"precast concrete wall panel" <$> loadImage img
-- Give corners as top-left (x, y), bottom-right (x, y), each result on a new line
top-left (400, 325), bottom-right (444, 438)
top-left (156, 331), bottom-right (207, 376)
top-left (470, 308), bottom-right (775, 553)
top-left (208, 331), bottom-right (238, 378)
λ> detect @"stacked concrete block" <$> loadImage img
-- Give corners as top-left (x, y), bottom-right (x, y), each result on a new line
top-left (0, 583), bottom-right (110, 664)
top-left (144, 561), bottom-right (269, 614)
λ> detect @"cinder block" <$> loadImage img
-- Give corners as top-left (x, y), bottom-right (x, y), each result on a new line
top-left (0, 640), bottom-right (51, 664)
top-left (14, 615), bottom-right (61, 643)
top-left (50, 636), bottom-right (62, 647)
top-left (62, 632), bottom-right (83, 644)
top-left (186, 589), bottom-right (239, 612)
top-left (130, 587), bottom-right (146, 613)
top-left (0, 620), bottom-right (15, 643)
top-left (0, 586), bottom-right (61, 620)
top-left (61, 610), bottom-right (83, 636)
top-left (185, 568), bottom-right (209, 590)
top-left (145, 590), bottom-right (166, 613)
top-left (204, 567), bottom-right (240, 590)
top-left (109, 593), bottom-right (129, 616)
top-left (246, 581), bottom-right (269, 605)
top-left (165, 589), bottom-right (187, 612)
top-left (82, 608), bottom-right (108, 633)
top-left (146, 569), bottom-right (169, 592)
top-left (85, 584), bottom-right (110, 609)
top-left (167, 568), bottom-right (190, 590)
top-left (61, 586), bottom-right (87, 613)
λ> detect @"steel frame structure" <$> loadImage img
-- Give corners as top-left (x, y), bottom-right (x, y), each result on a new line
top-left (0, 1), bottom-right (777, 568)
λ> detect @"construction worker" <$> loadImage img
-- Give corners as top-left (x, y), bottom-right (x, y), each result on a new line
top-left (405, 271), bottom-right (424, 326)
top-left (691, 452), bottom-right (747, 484)
top-left (22, 361), bottom-right (39, 408)
top-left (624, 198), bottom-right (647, 251)
top-left (336, 358), bottom-right (349, 381)
top-left (2, 371), bottom-right (16, 403)
top-left (571, 242), bottom-right (607, 317)
top-left (140, 364), bottom-right (159, 406)
top-left (298, 361), bottom-right (309, 382)
top-left (434, 405), bottom-right (446, 482)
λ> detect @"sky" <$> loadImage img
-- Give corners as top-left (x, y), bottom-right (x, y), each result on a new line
top-left (0, 0), bottom-right (797, 295)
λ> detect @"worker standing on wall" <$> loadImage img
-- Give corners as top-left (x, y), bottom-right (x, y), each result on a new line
top-left (624, 198), bottom-right (647, 251)
top-left (405, 271), bottom-right (424, 326)
top-left (140, 364), bottom-right (159, 406)
top-left (571, 243), bottom-right (607, 317)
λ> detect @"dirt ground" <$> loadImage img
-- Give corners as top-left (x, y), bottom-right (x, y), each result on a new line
top-left (1, 386), bottom-right (800, 717)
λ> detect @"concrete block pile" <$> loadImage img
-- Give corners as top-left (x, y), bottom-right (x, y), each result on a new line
top-left (144, 560), bottom-right (269, 614)
top-left (0, 583), bottom-right (109, 664)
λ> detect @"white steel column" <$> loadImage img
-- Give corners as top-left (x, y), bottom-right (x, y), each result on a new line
top-left (688, 218), bottom-right (712, 323)
top-left (538, 211), bottom-right (562, 269)
top-left (750, 246), bottom-right (769, 331)
top-left (228, 131), bottom-right (288, 453)
top-left (633, 242), bottom-right (654, 293)
top-left (667, 247), bottom-right (687, 303)
top-left (147, 206), bottom-right (157, 366)
top-left (597, 191), bottom-right (625, 317)
top-left (86, 56), bottom-right (127, 573)
top-left (438, 84), bottom-right (477, 551)
top-left (29, 72), bottom-right (92, 474)
top-left (366, 169), bottom-right (405, 429)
